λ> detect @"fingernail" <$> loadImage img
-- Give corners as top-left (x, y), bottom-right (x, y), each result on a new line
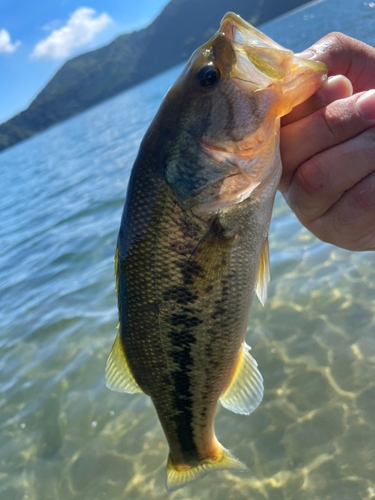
top-left (315, 75), bottom-right (353, 103)
top-left (295, 50), bottom-right (315, 60)
top-left (327, 75), bottom-right (353, 95)
top-left (356, 89), bottom-right (375, 121)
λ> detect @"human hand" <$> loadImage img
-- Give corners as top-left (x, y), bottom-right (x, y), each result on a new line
top-left (280, 33), bottom-right (375, 251)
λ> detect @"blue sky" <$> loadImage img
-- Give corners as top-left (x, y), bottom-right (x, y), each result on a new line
top-left (0, 0), bottom-right (170, 123)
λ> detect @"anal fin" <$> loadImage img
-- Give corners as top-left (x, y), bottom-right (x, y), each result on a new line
top-left (256, 236), bottom-right (270, 306)
top-left (219, 342), bottom-right (263, 415)
top-left (105, 333), bottom-right (143, 394)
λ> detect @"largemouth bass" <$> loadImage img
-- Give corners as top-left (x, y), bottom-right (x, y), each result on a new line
top-left (105, 12), bottom-right (327, 491)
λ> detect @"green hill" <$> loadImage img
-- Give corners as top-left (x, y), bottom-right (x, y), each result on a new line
top-left (0, 0), bottom-right (309, 152)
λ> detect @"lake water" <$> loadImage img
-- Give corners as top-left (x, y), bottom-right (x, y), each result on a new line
top-left (1, 0), bottom-right (375, 499)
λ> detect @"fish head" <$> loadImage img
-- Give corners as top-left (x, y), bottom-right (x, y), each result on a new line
top-left (161, 13), bottom-right (327, 213)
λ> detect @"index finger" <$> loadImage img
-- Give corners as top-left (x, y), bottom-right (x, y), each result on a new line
top-left (297, 32), bottom-right (375, 93)
top-left (281, 74), bottom-right (353, 127)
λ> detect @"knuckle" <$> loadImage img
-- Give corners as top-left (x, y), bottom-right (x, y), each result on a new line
top-left (320, 32), bottom-right (353, 57)
top-left (347, 182), bottom-right (375, 213)
top-left (320, 102), bottom-right (354, 141)
top-left (332, 211), bottom-right (357, 233)
top-left (305, 219), bottom-right (332, 245)
top-left (308, 214), bottom-right (357, 249)
top-left (314, 96), bottom-right (362, 147)
top-left (346, 235), bottom-right (375, 252)
top-left (312, 32), bottom-right (352, 59)
top-left (294, 156), bottom-right (327, 199)
top-left (364, 126), bottom-right (375, 146)
top-left (327, 32), bottom-right (352, 49)
top-left (320, 107), bottom-right (339, 140)
top-left (330, 193), bottom-right (375, 245)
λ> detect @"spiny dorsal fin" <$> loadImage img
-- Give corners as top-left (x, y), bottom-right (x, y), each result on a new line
top-left (256, 236), bottom-right (270, 306)
top-left (105, 333), bottom-right (143, 394)
top-left (166, 445), bottom-right (247, 492)
top-left (219, 342), bottom-right (263, 415)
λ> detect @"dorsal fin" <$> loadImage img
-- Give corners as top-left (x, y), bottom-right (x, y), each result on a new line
top-left (256, 236), bottom-right (270, 306)
top-left (105, 333), bottom-right (143, 394)
top-left (219, 342), bottom-right (263, 415)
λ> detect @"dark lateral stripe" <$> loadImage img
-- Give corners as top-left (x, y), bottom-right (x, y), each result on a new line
top-left (168, 314), bottom-right (201, 461)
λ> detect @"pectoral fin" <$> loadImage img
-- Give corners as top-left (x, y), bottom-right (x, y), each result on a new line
top-left (105, 333), bottom-right (143, 394)
top-left (184, 219), bottom-right (235, 285)
top-left (220, 342), bottom-right (263, 415)
top-left (256, 236), bottom-right (270, 306)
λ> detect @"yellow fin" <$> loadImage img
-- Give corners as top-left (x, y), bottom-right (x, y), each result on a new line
top-left (220, 342), bottom-right (263, 415)
top-left (166, 446), bottom-right (247, 492)
top-left (105, 333), bottom-right (143, 394)
top-left (256, 236), bottom-right (270, 306)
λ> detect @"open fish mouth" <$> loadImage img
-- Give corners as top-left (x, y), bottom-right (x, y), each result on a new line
top-left (218, 12), bottom-right (327, 104)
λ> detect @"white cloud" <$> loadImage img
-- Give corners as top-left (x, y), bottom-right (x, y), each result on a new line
top-left (31, 7), bottom-right (112, 60)
top-left (42, 20), bottom-right (63, 32)
top-left (0, 29), bottom-right (21, 54)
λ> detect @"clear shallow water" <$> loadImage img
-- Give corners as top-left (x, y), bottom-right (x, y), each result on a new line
top-left (1, 0), bottom-right (375, 499)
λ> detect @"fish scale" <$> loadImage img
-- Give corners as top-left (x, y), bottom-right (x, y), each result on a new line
top-left (117, 169), bottom-right (273, 462)
top-left (105, 11), bottom-right (327, 491)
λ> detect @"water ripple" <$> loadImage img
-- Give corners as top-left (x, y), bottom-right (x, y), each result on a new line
top-left (1, 1), bottom-right (375, 499)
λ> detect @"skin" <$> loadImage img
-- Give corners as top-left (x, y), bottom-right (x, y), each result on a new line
top-left (114, 28), bottom-right (280, 470)
top-left (107, 15), bottom-right (327, 488)
top-left (280, 33), bottom-right (375, 251)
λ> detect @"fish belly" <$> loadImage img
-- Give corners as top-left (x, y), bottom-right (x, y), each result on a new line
top-left (118, 185), bottom-right (264, 450)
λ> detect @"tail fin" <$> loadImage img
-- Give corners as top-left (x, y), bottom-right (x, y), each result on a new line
top-left (166, 446), bottom-right (248, 492)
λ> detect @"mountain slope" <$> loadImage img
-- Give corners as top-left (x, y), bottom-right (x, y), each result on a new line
top-left (0, 0), bottom-right (309, 152)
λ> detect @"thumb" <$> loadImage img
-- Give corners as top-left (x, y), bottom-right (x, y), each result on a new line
top-left (281, 74), bottom-right (353, 127)
top-left (293, 33), bottom-right (375, 93)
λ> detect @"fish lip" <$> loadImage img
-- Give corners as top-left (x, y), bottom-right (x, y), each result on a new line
top-left (219, 13), bottom-right (244, 43)
top-left (217, 12), bottom-right (280, 89)
top-left (219, 12), bottom-right (263, 46)
top-left (220, 18), bottom-right (234, 40)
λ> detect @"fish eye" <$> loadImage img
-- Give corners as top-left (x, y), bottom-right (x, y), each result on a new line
top-left (196, 65), bottom-right (220, 89)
